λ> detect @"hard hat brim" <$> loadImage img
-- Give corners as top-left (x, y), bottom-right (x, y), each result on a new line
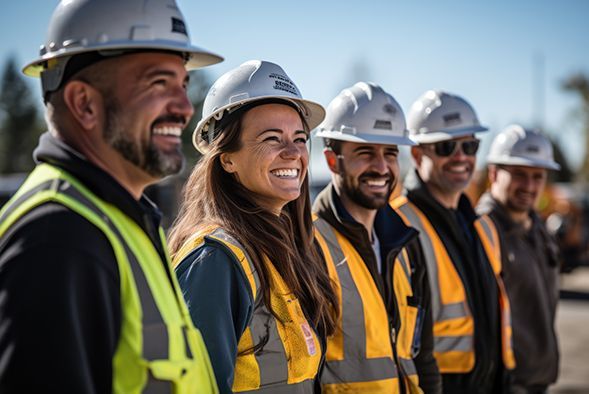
top-left (22, 41), bottom-right (224, 77)
top-left (410, 125), bottom-right (489, 144)
top-left (487, 156), bottom-right (561, 170)
top-left (193, 96), bottom-right (325, 154)
top-left (314, 129), bottom-right (416, 146)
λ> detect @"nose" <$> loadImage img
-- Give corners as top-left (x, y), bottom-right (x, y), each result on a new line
top-left (371, 153), bottom-right (389, 174)
top-left (280, 140), bottom-right (303, 160)
top-left (168, 88), bottom-right (194, 121)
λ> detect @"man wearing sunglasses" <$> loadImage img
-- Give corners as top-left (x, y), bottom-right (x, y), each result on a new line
top-left (391, 90), bottom-right (515, 394)
top-left (476, 125), bottom-right (561, 394)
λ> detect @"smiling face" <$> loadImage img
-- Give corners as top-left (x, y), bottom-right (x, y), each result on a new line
top-left (220, 103), bottom-right (309, 214)
top-left (490, 164), bottom-right (547, 214)
top-left (99, 52), bottom-right (193, 180)
top-left (412, 135), bottom-right (477, 207)
top-left (327, 141), bottom-right (399, 210)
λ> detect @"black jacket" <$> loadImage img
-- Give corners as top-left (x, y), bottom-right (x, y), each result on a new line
top-left (476, 192), bottom-right (560, 389)
top-left (403, 170), bottom-right (508, 394)
top-left (0, 132), bottom-right (167, 393)
top-left (313, 183), bottom-right (442, 394)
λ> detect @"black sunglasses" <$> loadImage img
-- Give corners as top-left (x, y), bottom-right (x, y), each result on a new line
top-left (428, 139), bottom-right (480, 157)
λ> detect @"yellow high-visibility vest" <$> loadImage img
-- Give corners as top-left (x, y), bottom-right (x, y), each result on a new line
top-left (314, 216), bottom-right (423, 394)
top-left (0, 163), bottom-right (218, 394)
top-left (391, 196), bottom-right (515, 373)
top-left (174, 227), bottom-right (322, 393)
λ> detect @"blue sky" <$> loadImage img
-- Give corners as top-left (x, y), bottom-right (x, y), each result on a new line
top-left (1, 0), bottom-right (588, 178)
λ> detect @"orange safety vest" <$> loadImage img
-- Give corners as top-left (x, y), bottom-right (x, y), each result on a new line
top-left (391, 196), bottom-right (515, 373)
top-left (314, 216), bottom-right (423, 393)
top-left (174, 227), bottom-right (322, 392)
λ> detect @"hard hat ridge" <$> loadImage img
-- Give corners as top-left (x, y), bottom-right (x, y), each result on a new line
top-left (24, 0), bottom-right (223, 96)
top-left (487, 124), bottom-right (560, 170)
top-left (193, 60), bottom-right (325, 153)
top-left (407, 90), bottom-right (488, 144)
top-left (315, 82), bottom-right (415, 146)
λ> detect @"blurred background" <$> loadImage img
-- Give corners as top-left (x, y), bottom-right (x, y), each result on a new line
top-left (1, 1), bottom-right (589, 391)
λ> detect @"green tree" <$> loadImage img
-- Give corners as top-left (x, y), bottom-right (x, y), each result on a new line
top-left (0, 56), bottom-right (44, 173)
top-left (181, 69), bottom-right (213, 168)
top-left (561, 72), bottom-right (589, 181)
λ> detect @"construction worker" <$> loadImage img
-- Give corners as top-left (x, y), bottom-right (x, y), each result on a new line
top-left (0, 1), bottom-right (222, 392)
top-left (313, 82), bottom-right (441, 393)
top-left (168, 60), bottom-right (338, 393)
top-left (476, 125), bottom-right (561, 394)
top-left (391, 90), bottom-right (516, 394)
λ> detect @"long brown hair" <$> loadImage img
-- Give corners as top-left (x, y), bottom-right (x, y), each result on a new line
top-left (168, 109), bottom-right (338, 336)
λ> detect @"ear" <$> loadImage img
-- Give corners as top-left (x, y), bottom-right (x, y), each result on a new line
top-left (324, 149), bottom-right (339, 174)
top-left (488, 165), bottom-right (497, 182)
top-left (220, 152), bottom-right (236, 173)
top-left (62, 81), bottom-right (101, 131)
top-left (410, 146), bottom-right (423, 166)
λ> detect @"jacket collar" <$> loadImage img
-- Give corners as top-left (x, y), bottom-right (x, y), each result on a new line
top-left (33, 131), bottom-right (163, 234)
top-left (404, 169), bottom-right (478, 225)
top-left (313, 182), bottom-right (417, 252)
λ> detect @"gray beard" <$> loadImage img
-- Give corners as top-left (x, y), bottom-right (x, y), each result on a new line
top-left (102, 99), bottom-right (184, 178)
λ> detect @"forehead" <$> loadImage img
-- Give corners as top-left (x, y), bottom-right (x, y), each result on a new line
top-left (341, 141), bottom-right (399, 152)
top-left (241, 103), bottom-right (304, 130)
top-left (113, 52), bottom-right (188, 77)
top-left (500, 165), bottom-right (547, 176)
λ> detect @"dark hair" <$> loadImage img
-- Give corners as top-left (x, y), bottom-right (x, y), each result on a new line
top-left (323, 137), bottom-right (343, 155)
top-left (168, 108), bottom-right (338, 337)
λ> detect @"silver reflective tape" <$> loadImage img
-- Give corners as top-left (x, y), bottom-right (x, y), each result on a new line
top-left (438, 302), bottom-right (468, 322)
top-left (314, 218), bottom-right (367, 360)
top-left (434, 335), bottom-right (474, 352)
top-left (322, 357), bottom-right (397, 384)
top-left (397, 204), bottom-right (442, 322)
top-left (239, 379), bottom-right (315, 393)
top-left (250, 305), bottom-right (289, 386)
top-left (210, 228), bottom-right (261, 297)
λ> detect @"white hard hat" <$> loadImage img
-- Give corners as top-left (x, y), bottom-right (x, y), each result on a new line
top-left (487, 124), bottom-right (560, 170)
top-left (315, 82), bottom-right (415, 146)
top-left (23, 0), bottom-right (223, 94)
top-left (193, 60), bottom-right (325, 153)
top-left (407, 90), bottom-right (488, 143)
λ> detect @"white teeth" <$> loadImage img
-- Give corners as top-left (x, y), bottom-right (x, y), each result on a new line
top-left (153, 126), bottom-right (182, 137)
top-left (448, 164), bottom-right (468, 173)
top-left (366, 179), bottom-right (386, 186)
top-left (271, 168), bottom-right (299, 178)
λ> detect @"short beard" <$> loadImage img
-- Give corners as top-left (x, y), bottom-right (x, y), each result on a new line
top-left (102, 97), bottom-right (184, 178)
top-left (338, 158), bottom-right (394, 210)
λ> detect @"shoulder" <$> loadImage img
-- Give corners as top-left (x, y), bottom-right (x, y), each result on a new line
top-left (0, 202), bottom-right (118, 279)
top-left (175, 240), bottom-right (255, 301)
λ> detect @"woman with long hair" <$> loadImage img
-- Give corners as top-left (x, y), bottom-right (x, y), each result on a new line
top-left (168, 60), bottom-right (338, 393)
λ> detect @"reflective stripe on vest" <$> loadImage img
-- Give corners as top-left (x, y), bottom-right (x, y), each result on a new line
top-left (0, 164), bottom-right (218, 393)
top-left (474, 215), bottom-right (516, 370)
top-left (392, 196), bottom-right (515, 372)
top-left (314, 217), bottom-right (422, 393)
top-left (174, 228), bottom-right (320, 393)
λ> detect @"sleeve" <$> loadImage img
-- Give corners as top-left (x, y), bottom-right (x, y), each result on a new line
top-left (0, 203), bottom-right (121, 394)
top-left (175, 244), bottom-right (254, 394)
top-left (406, 237), bottom-right (443, 394)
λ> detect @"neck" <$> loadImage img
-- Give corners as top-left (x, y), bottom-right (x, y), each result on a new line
top-left (507, 207), bottom-right (532, 228)
top-left (338, 190), bottom-right (377, 241)
top-left (426, 184), bottom-right (462, 209)
top-left (69, 137), bottom-right (152, 200)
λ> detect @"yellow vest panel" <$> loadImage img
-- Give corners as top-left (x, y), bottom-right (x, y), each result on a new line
top-left (391, 196), bottom-right (515, 373)
top-left (0, 164), bottom-right (218, 394)
top-left (174, 227), bottom-right (322, 393)
top-left (314, 217), bottom-right (423, 394)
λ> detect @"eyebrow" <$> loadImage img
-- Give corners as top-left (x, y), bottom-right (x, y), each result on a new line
top-left (257, 128), bottom-right (308, 138)
top-left (143, 69), bottom-right (190, 84)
